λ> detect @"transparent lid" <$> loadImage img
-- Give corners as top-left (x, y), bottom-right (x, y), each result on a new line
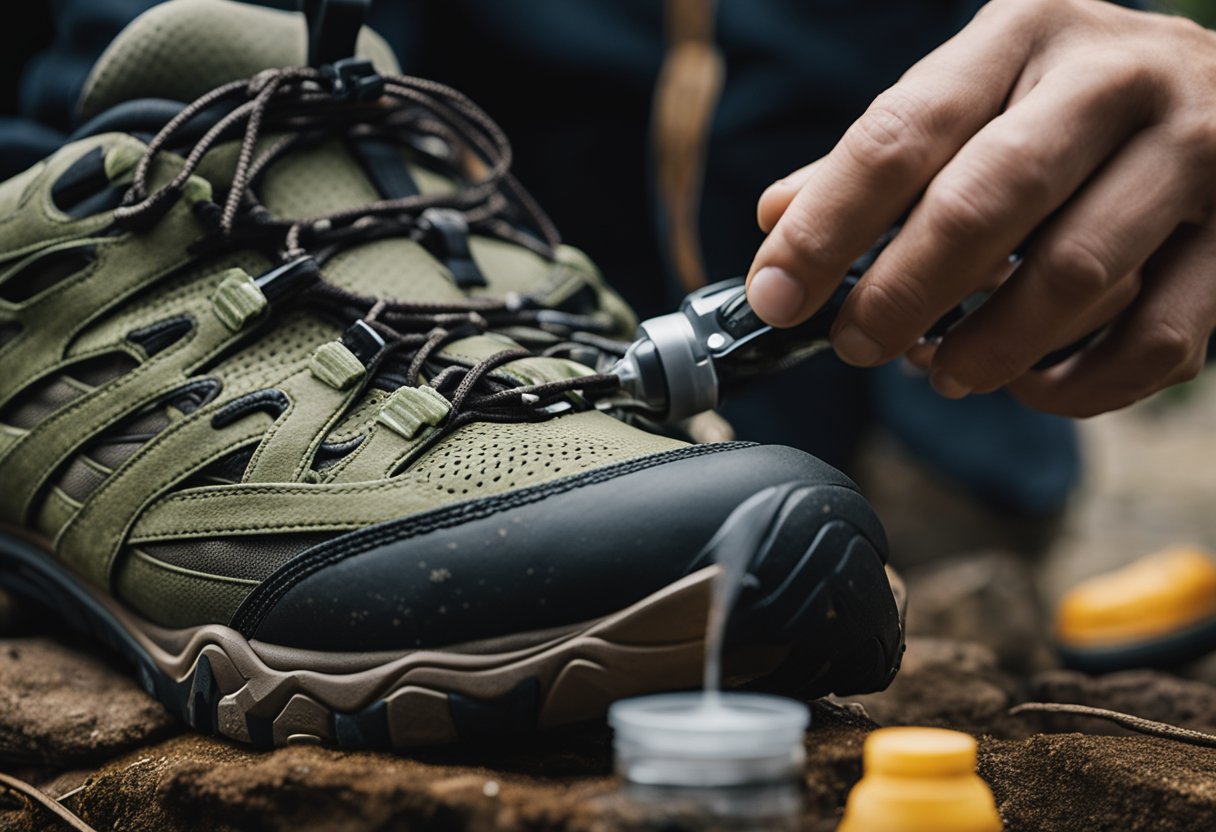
top-left (609, 691), bottom-right (810, 787)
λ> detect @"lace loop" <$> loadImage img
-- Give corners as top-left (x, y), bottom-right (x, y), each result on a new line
top-left (108, 64), bottom-right (624, 450)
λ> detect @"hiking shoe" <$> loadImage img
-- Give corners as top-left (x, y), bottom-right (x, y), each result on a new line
top-left (0, 0), bottom-right (902, 749)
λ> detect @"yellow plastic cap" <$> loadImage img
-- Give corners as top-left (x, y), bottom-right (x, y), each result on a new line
top-left (865, 727), bottom-right (977, 777)
top-left (1056, 547), bottom-right (1216, 647)
top-left (838, 728), bottom-right (1003, 832)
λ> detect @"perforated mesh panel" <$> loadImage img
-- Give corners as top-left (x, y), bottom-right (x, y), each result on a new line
top-left (211, 309), bottom-right (340, 394)
top-left (259, 142), bottom-right (381, 219)
top-left (321, 238), bottom-right (462, 302)
top-left (403, 412), bottom-right (682, 497)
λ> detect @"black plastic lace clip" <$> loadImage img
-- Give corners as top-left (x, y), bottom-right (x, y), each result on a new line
top-left (341, 319), bottom-right (387, 366)
top-left (320, 57), bottom-right (384, 102)
top-left (417, 208), bottom-right (487, 289)
top-left (255, 256), bottom-right (321, 305)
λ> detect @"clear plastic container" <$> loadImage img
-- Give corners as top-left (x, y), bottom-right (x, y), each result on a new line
top-left (609, 691), bottom-right (810, 787)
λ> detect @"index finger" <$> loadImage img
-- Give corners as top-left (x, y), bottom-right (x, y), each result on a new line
top-left (745, 2), bottom-right (1037, 327)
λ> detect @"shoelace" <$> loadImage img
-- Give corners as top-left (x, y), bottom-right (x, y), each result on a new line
top-left (108, 62), bottom-right (626, 446)
top-left (114, 63), bottom-right (558, 255)
top-left (306, 282), bottom-right (623, 464)
top-left (1009, 702), bottom-right (1216, 748)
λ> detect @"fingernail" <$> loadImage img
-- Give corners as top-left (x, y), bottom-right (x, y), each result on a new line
top-left (931, 371), bottom-right (973, 399)
top-left (832, 326), bottom-right (883, 366)
top-left (748, 267), bottom-right (805, 326)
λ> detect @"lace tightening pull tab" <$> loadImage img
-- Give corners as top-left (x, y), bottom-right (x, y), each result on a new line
top-left (378, 386), bottom-right (451, 440)
top-left (310, 341), bottom-right (365, 390)
top-left (212, 256), bottom-right (321, 333)
top-left (212, 269), bottom-right (267, 331)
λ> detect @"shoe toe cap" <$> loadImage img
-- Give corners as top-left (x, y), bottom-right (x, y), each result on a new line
top-left (239, 443), bottom-right (886, 651)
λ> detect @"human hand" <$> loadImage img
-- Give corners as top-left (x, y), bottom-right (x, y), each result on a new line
top-left (747, 0), bottom-right (1216, 417)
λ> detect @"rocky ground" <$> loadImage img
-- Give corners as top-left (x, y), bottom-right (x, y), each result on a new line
top-left (3, 379), bottom-right (1216, 831)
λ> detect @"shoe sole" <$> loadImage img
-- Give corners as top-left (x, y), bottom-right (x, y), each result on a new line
top-left (0, 484), bottom-right (902, 749)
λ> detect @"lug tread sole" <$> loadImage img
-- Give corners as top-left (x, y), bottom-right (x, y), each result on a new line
top-left (0, 487), bottom-right (902, 749)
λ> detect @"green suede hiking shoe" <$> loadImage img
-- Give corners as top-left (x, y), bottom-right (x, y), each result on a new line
top-left (0, 0), bottom-right (902, 749)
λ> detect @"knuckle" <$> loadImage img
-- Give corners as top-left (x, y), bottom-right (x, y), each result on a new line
top-left (1166, 346), bottom-right (1206, 385)
top-left (1090, 58), bottom-right (1155, 99)
top-left (1160, 12), bottom-right (1211, 46)
top-left (851, 275), bottom-right (929, 346)
top-left (1061, 57), bottom-right (1163, 122)
top-left (1172, 355), bottom-right (1205, 385)
top-left (979, 130), bottom-right (1056, 205)
top-left (768, 204), bottom-right (846, 270)
top-left (923, 178), bottom-right (994, 242)
top-left (1167, 117), bottom-right (1216, 165)
top-left (774, 206), bottom-right (834, 266)
top-left (843, 92), bottom-right (930, 177)
top-left (1041, 237), bottom-right (1113, 305)
top-left (1142, 318), bottom-right (1197, 369)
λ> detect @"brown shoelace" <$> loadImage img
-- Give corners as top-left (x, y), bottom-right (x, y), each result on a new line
top-left (1010, 702), bottom-right (1216, 748)
top-left (115, 65), bottom-right (559, 255)
top-left (107, 63), bottom-right (627, 446)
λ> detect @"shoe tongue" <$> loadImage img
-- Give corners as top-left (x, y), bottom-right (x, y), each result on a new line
top-left (76, 0), bottom-right (399, 122)
top-left (80, 0), bottom-right (471, 303)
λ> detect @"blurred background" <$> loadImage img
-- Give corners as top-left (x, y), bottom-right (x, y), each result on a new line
top-left (1175, 0), bottom-right (1216, 25)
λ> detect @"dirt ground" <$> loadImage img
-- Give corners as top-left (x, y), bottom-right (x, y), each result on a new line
top-left (3, 378), bottom-right (1216, 831)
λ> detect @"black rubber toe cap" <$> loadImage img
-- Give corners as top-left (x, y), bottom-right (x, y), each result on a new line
top-left (234, 442), bottom-right (888, 652)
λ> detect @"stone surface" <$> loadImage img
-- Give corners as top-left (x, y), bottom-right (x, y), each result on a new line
top-left (0, 637), bottom-right (179, 767)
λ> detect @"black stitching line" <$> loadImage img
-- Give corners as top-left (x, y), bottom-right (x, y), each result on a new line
top-left (232, 441), bottom-right (753, 634)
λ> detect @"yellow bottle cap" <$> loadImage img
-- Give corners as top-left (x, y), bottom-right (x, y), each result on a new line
top-left (838, 728), bottom-right (1003, 832)
top-left (864, 727), bottom-right (977, 777)
top-left (1056, 547), bottom-right (1216, 647)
